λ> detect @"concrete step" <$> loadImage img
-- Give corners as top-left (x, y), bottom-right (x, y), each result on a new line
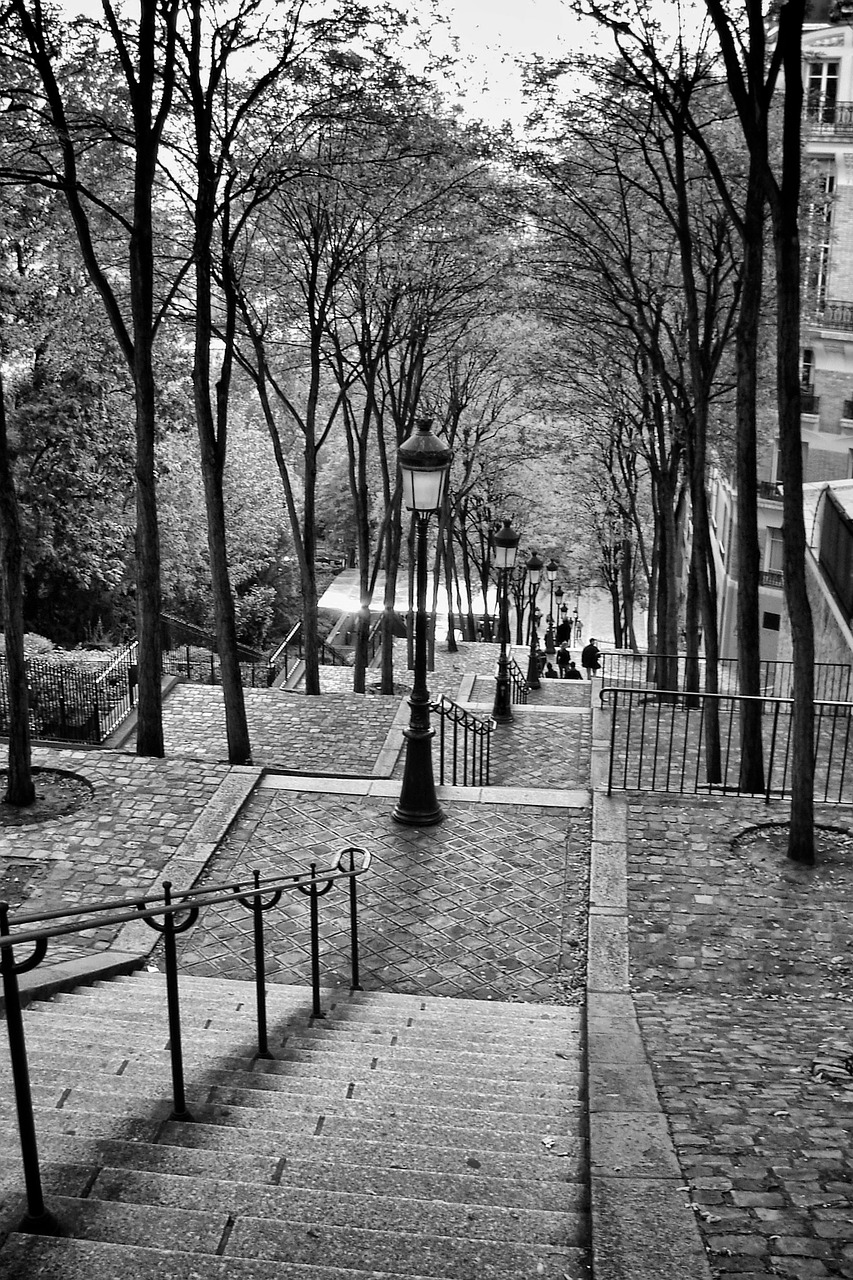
top-left (6, 1194), bottom-right (588, 1279)
top-left (0, 1136), bottom-right (586, 1212)
top-left (0, 1233), bottom-right (584, 1280)
top-left (156, 1121), bottom-right (585, 1181)
top-left (90, 1165), bottom-right (585, 1246)
top-left (33, 998), bottom-right (578, 1049)
top-left (0, 973), bottom-right (590, 1279)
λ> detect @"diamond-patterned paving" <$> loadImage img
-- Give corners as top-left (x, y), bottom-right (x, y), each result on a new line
top-left (166, 790), bottom-right (590, 1004)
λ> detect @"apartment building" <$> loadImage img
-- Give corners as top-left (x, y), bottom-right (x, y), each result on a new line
top-left (711, 0), bottom-right (853, 660)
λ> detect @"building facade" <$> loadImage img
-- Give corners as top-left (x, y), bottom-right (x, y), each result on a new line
top-left (711, 0), bottom-right (853, 660)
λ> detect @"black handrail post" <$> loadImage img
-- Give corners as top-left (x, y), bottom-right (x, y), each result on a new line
top-left (251, 871), bottom-right (271, 1059)
top-left (161, 883), bottom-right (192, 1121)
top-left (344, 850), bottom-right (363, 993)
top-left (0, 905), bottom-right (60, 1236)
top-left (308, 863), bottom-right (323, 1019)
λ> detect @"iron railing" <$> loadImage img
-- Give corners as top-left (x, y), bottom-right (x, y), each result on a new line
top-left (601, 685), bottom-right (853, 803)
top-left (267, 621), bottom-right (303, 685)
top-left (0, 845), bottom-right (370, 1235)
top-left (0, 652), bottom-right (136, 746)
top-left (805, 300), bottom-right (853, 333)
top-left (431, 695), bottom-right (494, 786)
top-left (509, 658), bottom-right (530, 706)
top-left (599, 652), bottom-right (852, 702)
top-left (161, 646), bottom-right (272, 688)
top-left (159, 613), bottom-right (263, 665)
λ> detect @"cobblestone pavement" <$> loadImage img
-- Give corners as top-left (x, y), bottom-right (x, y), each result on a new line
top-left (627, 795), bottom-right (853, 1279)
top-left (158, 787), bottom-right (589, 1005)
top-left (1, 747), bottom-right (235, 919)
top-left (162, 684), bottom-right (401, 774)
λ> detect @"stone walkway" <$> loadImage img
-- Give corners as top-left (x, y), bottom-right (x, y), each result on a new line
top-left (625, 796), bottom-right (853, 1280)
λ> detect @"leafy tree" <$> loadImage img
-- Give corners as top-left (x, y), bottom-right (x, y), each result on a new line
top-left (4, 0), bottom-right (182, 756)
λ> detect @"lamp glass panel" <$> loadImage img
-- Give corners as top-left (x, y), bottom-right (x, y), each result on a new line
top-left (494, 542), bottom-right (518, 571)
top-left (401, 465), bottom-right (447, 512)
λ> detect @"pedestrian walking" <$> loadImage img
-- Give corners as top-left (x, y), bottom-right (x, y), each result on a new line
top-left (556, 641), bottom-right (571, 678)
top-left (581, 638), bottom-right (601, 679)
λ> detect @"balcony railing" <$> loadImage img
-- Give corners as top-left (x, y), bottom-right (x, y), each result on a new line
top-left (804, 301), bottom-right (853, 333)
top-left (804, 97), bottom-right (853, 132)
top-left (757, 480), bottom-right (782, 501)
top-left (759, 569), bottom-right (784, 589)
top-left (801, 392), bottom-right (820, 415)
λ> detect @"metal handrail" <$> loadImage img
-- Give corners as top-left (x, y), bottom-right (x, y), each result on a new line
top-left (509, 658), bottom-right (529, 705)
top-left (599, 652), bottom-right (852, 702)
top-left (267, 621), bottom-right (303, 685)
top-left (0, 846), bottom-right (370, 1235)
top-left (160, 612), bottom-right (263, 663)
top-left (600, 684), bottom-right (853, 803)
top-left (431, 694), bottom-right (494, 786)
top-left (319, 637), bottom-right (353, 667)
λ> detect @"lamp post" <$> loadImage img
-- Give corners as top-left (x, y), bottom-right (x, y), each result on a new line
top-left (492, 518), bottom-right (520, 722)
top-left (526, 551), bottom-right (543, 690)
top-left (554, 586), bottom-right (564, 638)
top-left (545, 558), bottom-right (558, 652)
top-left (392, 419), bottom-right (452, 827)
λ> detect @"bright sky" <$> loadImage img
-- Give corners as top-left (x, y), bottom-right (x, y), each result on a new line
top-left (437, 0), bottom-right (592, 128)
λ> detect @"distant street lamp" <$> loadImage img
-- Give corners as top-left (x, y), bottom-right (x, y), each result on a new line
top-left (392, 419), bottom-right (452, 827)
top-left (554, 585), bottom-right (564, 632)
top-left (526, 551), bottom-right (543, 691)
top-left (492, 519), bottom-right (520, 722)
top-left (545, 559), bottom-right (559, 652)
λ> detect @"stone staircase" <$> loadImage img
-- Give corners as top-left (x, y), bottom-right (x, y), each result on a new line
top-left (0, 971), bottom-right (590, 1279)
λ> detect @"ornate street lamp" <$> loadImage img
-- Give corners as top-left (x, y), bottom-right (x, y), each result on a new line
top-left (526, 550), bottom-right (543, 690)
top-left (393, 419), bottom-right (452, 827)
top-left (545, 558), bottom-right (559, 652)
top-left (492, 518), bottom-right (520, 722)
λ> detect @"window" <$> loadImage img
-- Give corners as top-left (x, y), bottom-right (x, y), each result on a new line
top-left (806, 60), bottom-right (839, 122)
top-left (801, 348), bottom-right (814, 390)
top-left (763, 613), bottom-right (781, 632)
top-left (767, 527), bottom-right (784, 573)
top-left (803, 161), bottom-right (835, 311)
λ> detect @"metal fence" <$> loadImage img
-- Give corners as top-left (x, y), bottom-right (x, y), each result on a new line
top-left (160, 646), bottom-right (272, 688)
top-left (508, 658), bottom-right (530, 706)
top-left (0, 644), bottom-right (138, 747)
top-left (599, 651), bottom-right (852, 702)
top-left (601, 685), bottom-right (853, 803)
top-left (432, 695), bottom-right (494, 787)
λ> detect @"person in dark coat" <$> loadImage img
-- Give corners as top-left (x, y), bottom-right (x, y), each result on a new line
top-left (556, 642), bottom-right (571, 678)
top-left (581, 638), bottom-right (601, 679)
top-left (566, 661), bottom-right (582, 680)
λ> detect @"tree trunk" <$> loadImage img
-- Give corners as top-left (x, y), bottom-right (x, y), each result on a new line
top-left (0, 365), bottom-right (35, 807)
top-left (655, 472), bottom-right (681, 692)
top-left (774, 0), bottom-right (814, 863)
top-left (130, 255), bottom-right (164, 759)
top-left (736, 160), bottom-right (767, 792)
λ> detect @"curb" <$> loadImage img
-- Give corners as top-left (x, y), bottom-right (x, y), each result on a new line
top-left (586, 692), bottom-right (712, 1280)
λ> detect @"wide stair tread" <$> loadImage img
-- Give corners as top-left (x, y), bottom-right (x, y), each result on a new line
top-left (0, 973), bottom-right (590, 1278)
